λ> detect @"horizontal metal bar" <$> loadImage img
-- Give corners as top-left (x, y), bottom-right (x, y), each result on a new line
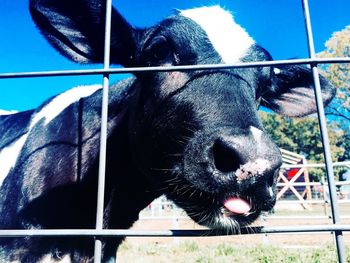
top-left (0, 225), bottom-right (349, 237)
top-left (277, 200), bottom-right (350, 204)
top-left (139, 216), bottom-right (189, 220)
top-left (277, 181), bottom-right (350, 186)
top-left (139, 215), bottom-right (350, 220)
top-left (266, 216), bottom-right (350, 220)
top-left (147, 199), bottom-right (350, 206)
top-left (1, 57), bottom-right (350, 79)
top-left (281, 161), bottom-right (350, 169)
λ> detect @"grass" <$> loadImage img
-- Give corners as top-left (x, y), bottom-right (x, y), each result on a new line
top-left (117, 241), bottom-right (350, 263)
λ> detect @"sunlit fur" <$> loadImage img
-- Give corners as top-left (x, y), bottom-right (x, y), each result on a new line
top-left (181, 6), bottom-right (254, 63)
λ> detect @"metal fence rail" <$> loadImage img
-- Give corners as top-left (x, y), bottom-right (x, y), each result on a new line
top-left (0, 0), bottom-right (349, 262)
top-left (1, 57), bottom-right (350, 80)
top-left (0, 224), bottom-right (349, 237)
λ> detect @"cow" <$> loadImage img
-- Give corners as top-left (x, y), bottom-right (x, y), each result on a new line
top-left (0, 0), bottom-right (336, 262)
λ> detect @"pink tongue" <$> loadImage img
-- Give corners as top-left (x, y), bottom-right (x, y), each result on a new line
top-left (224, 197), bottom-right (251, 215)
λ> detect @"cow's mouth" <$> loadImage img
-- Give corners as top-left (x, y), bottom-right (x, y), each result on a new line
top-left (216, 195), bottom-right (264, 227)
top-left (222, 196), bottom-right (252, 216)
top-left (165, 175), bottom-right (276, 230)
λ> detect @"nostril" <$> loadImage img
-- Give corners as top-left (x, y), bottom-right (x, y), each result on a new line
top-left (212, 138), bottom-right (242, 173)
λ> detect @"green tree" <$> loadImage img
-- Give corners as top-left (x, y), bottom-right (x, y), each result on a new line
top-left (318, 25), bottom-right (350, 124)
top-left (260, 112), bottom-right (345, 163)
top-left (259, 26), bottom-right (350, 181)
top-left (260, 111), bottom-right (346, 180)
top-left (318, 25), bottom-right (350, 162)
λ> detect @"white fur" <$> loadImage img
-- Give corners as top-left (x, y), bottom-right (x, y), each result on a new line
top-left (236, 158), bottom-right (271, 182)
top-left (39, 254), bottom-right (71, 263)
top-left (181, 6), bottom-right (255, 63)
top-left (250, 126), bottom-right (263, 144)
top-left (274, 68), bottom-right (281, 75)
top-left (0, 110), bottom-right (18, 115)
top-left (0, 85), bottom-right (102, 185)
top-left (0, 134), bottom-right (29, 186)
top-left (31, 84), bottom-right (101, 127)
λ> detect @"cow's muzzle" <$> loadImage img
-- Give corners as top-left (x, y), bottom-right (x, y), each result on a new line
top-left (174, 126), bottom-right (282, 228)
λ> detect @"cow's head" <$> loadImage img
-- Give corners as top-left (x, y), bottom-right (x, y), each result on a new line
top-left (30, 1), bottom-right (335, 229)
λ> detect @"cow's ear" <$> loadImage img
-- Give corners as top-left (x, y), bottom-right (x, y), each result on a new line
top-left (29, 0), bottom-right (138, 66)
top-left (260, 65), bottom-right (336, 117)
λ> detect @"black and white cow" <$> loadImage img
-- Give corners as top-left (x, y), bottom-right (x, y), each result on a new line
top-left (0, 0), bottom-right (335, 262)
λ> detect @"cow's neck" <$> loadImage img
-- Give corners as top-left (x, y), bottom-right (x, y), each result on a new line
top-left (103, 110), bottom-right (160, 229)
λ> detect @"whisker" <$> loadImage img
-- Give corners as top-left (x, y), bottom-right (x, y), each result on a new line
top-left (166, 153), bottom-right (183, 157)
top-left (150, 168), bottom-right (176, 172)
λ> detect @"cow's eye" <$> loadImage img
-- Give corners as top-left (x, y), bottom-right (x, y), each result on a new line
top-left (145, 36), bottom-right (173, 65)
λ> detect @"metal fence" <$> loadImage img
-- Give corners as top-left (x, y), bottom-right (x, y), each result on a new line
top-left (1, 0), bottom-right (350, 262)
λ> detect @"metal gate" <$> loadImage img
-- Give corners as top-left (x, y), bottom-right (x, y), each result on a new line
top-left (0, 0), bottom-right (349, 262)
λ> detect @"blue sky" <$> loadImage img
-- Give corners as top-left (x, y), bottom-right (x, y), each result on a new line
top-left (1, 0), bottom-right (349, 111)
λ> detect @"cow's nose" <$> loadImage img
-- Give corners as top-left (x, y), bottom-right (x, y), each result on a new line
top-left (212, 137), bottom-right (245, 173)
top-left (211, 132), bottom-right (282, 182)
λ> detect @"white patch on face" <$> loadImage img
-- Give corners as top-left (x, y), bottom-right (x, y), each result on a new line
top-left (181, 6), bottom-right (255, 63)
top-left (0, 85), bottom-right (102, 186)
top-left (250, 126), bottom-right (263, 144)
